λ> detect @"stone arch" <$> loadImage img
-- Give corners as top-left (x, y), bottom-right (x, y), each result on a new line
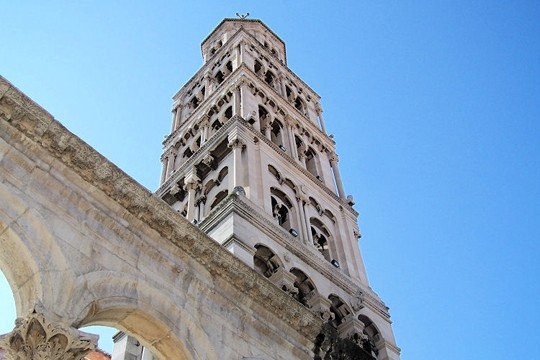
top-left (209, 189), bottom-right (228, 212)
top-left (310, 217), bottom-right (333, 261)
top-left (253, 244), bottom-right (282, 278)
top-left (0, 223), bottom-right (41, 317)
top-left (270, 187), bottom-right (295, 231)
top-left (270, 119), bottom-right (285, 148)
top-left (305, 146), bottom-right (321, 178)
top-left (0, 188), bottom-right (75, 317)
top-left (71, 270), bottom-right (219, 360)
top-left (357, 314), bottom-right (382, 359)
top-left (328, 294), bottom-right (352, 329)
top-left (289, 268), bottom-right (318, 307)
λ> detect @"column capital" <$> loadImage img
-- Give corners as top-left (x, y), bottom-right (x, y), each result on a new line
top-left (228, 138), bottom-right (245, 150)
top-left (0, 311), bottom-right (98, 360)
top-left (329, 153), bottom-right (339, 164)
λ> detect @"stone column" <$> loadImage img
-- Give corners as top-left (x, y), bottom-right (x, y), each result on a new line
top-left (0, 311), bottom-right (98, 360)
top-left (166, 148), bottom-right (177, 177)
top-left (203, 72), bottom-right (212, 94)
top-left (160, 155), bottom-right (168, 183)
top-left (233, 84), bottom-right (242, 117)
top-left (199, 115), bottom-right (210, 144)
top-left (228, 137), bottom-right (245, 188)
top-left (330, 154), bottom-right (346, 199)
top-left (173, 104), bottom-right (183, 131)
top-left (184, 169), bottom-right (200, 222)
top-left (284, 117), bottom-right (297, 158)
top-left (316, 106), bottom-right (327, 133)
top-left (295, 192), bottom-right (311, 245)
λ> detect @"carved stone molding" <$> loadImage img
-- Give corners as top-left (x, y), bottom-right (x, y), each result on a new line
top-left (0, 311), bottom-right (97, 360)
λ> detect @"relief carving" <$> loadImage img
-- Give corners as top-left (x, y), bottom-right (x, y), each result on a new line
top-left (0, 311), bottom-right (97, 360)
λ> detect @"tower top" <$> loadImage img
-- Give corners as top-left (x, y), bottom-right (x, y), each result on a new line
top-left (201, 18), bottom-right (287, 64)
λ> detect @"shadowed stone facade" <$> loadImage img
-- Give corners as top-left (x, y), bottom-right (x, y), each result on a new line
top-left (0, 18), bottom-right (399, 360)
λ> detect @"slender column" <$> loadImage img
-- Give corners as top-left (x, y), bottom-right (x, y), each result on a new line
top-left (279, 74), bottom-right (287, 97)
top-left (330, 154), bottom-right (346, 199)
top-left (166, 148), bottom-right (177, 176)
top-left (316, 106), bottom-right (327, 133)
top-left (228, 137), bottom-right (245, 188)
top-left (0, 311), bottom-right (98, 360)
top-left (173, 104), bottom-right (183, 130)
top-left (184, 169), bottom-right (200, 222)
top-left (285, 117), bottom-right (297, 158)
top-left (199, 115), bottom-right (210, 144)
top-left (295, 193), bottom-right (311, 245)
top-left (203, 72), bottom-right (212, 95)
top-left (160, 156), bottom-right (168, 183)
top-left (233, 84), bottom-right (242, 117)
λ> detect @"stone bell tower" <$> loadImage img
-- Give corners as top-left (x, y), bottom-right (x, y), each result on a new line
top-left (156, 18), bottom-right (400, 359)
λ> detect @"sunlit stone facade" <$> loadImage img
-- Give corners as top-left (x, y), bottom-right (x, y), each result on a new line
top-left (154, 18), bottom-right (400, 360)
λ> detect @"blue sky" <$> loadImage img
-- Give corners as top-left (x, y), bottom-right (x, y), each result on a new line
top-left (1, 1), bottom-right (540, 359)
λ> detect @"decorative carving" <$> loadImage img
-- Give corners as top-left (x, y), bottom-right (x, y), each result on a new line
top-left (202, 154), bottom-right (215, 167)
top-left (0, 311), bottom-right (98, 360)
top-left (313, 322), bottom-right (375, 360)
top-left (352, 290), bottom-right (365, 312)
top-left (227, 137), bottom-right (245, 150)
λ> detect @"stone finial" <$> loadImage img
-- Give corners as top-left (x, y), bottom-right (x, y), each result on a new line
top-left (0, 311), bottom-right (98, 360)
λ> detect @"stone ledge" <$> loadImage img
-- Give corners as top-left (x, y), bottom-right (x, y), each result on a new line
top-left (0, 75), bottom-right (322, 340)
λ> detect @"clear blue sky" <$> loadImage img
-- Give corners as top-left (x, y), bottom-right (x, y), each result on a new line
top-left (1, 1), bottom-right (540, 359)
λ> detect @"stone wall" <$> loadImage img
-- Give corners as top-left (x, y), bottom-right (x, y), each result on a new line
top-left (0, 76), bottom-right (322, 359)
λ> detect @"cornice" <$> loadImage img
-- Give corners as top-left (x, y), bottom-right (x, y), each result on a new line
top-left (0, 75), bottom-right (322, 339)
top-left (201, 18), bottom-right (286, 55)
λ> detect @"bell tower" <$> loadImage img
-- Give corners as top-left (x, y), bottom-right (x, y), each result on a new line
top-left (156, 18), bottom-right (400, 359)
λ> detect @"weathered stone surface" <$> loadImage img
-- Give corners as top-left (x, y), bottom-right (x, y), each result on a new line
top-left (0, 75), bottom-right (320, 359)
top-left (0, 311), bottom-right (98, 360)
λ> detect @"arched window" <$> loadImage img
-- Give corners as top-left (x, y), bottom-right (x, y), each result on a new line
top-left (290, 268), bottom-right (317, 307)
top-left (254, 59), bottom-right (263, 75)
top-left (270, 120), bottom-right (284, 148)
top-left (357, 315), bottom-right (382, 359)
top-left (210, 190), bottom-right (228, 211)
top-left (310, 218), bottom-right (332, 261)
top-left (265, 70), bottom-right (275, 87)
top-left (305, 147), bottom-right (319, 178)
top-left (215, 70), bottom-right (224, 84)
top-left (295, 96), bottom-right (306, 114)
top-left (258, 105), bottom-right (269, 123)
top-left (253, 245), bottom-right (282, 278)
top-left (328, 294), bottom-right (352, 329)
top-left (270, 188), bottom-right (294, 231)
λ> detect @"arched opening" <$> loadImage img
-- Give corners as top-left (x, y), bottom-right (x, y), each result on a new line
top-left (270, 188), bottom-right (295, 231)
top-left (357, 315), bottom-right (382, 359)
top-left (310, 218), bottom-right (332, 261)
top-left (295, 96), bottom-right (306, 114)
top-left (0, 270), bottom-right (16, 336)
top-left (270, 120), bottom-right (284, 148)
top-left (328, 294), bottom-right (352, 329)
top-left (258, 105), bottom-right (269, 124)
top-left (253, 245), bottom-right (281, 278)
top-left (79, 325), bottom-right (118, 356)
top-left (305, 147), bottom-right (320, 178)
top-left (254, 60), bottom-right (263, 76)
top-left (290, 268), bottom-right (317, 307)
top-left (215, 70), bottom-right (224, 84)
top-left (264, 70), bottom-right (275, 87)
top-left (209, 189), bottom-right (228, 212)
